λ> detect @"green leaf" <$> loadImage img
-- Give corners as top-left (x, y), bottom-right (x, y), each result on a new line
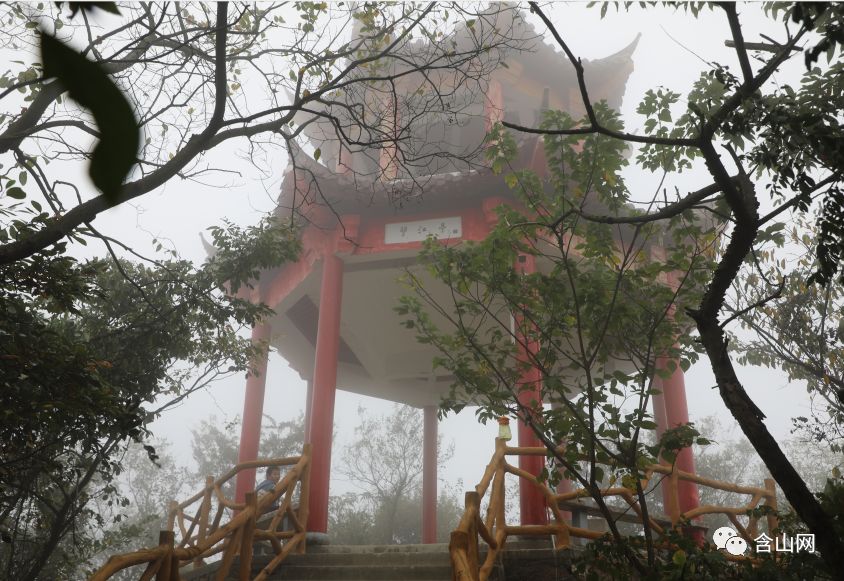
top-left (41, 32), bottom-right (139, 205)
top-left (314, 148), bottom-right (321, 162)
top-left (6, 187), bottom-right (26, 199)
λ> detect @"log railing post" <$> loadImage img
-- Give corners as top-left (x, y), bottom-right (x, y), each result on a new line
top-left (239, 492), bottom-right (258, 581)
top-left (166, 500), bottom-right (178, 533)
top-left (449, 530), bottom-right (472, 581)
top-left (297, 444), bottom-right (312, 555)
top-left (194, 476), bottom-right (213, 568)
top-left (465, 491), bottom-right (480, 575)
top-left (764, 478), bottom-right (778, 535)
top-left (667, 466), bottom-right (681, 527)
top-left (169, 549), bottom-right (180, 581)
top-left (488, 439), bottom-right (507, 533)
top-left (155, 530), bottom-right (175, 581)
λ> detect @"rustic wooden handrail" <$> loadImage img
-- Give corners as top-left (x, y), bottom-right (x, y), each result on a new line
top-left (449, 439), bottom-right (778, 581)
top-left (90, 444), bottom-right (312, 581)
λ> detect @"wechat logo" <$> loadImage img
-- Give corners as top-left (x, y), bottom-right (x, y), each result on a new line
top-left (712, 526), bottom-right (748, 556)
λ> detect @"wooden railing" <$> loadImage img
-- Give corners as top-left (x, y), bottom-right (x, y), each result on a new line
top-left (449, 439), bottom-right (778, 581)
top-left (90, 444), bottom-right (312, 581)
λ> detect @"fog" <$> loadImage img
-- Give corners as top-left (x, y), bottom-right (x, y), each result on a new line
top-left (70, 3), bottom-right (815, 496)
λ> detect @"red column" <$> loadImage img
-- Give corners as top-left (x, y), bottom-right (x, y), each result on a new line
top-left (515, 253), bottom-right (547, 526)
top-left (234, 322), bottom-right (272, 503)
top-left (651, 374), bottom-right (673, 512)
top-left (304, 379), bottom-right (314, 443)
top-left (651, 375), bottom-right (669, 439)
top-left (307, 254), bottom-right (344, 533)
top-left (517, 366), bottom-right (547, 525)
top-left (422, 406), bottom-right (438, 543)
top-left (658, 356), bottom-right (700, 514)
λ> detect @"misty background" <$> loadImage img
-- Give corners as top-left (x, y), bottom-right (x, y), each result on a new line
top-left (58, 3), bottom-right (816, 501)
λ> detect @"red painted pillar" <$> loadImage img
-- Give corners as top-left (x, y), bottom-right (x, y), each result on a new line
top-left (515, 253), bottom-right (547, 526)
top-left (651, 374), bottom-right (673, 513)
top-left (517, 366), bottom-right (547, 525)
top-left (422, 406), bottom-right (438, 543)
top-left (658, 356), bottom-right (700, 515)
top-left (307, 254), bottom-right (344, 533)
top-left (304, 379), bottom-right (314, 443)
top-left (234, 322), bottom-right (272, 503)
top-left (651, 374), bottom-right (669, 440)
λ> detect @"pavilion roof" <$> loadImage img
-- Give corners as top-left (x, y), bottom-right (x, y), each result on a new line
top-left (275, 4), bottom-right (641, 219)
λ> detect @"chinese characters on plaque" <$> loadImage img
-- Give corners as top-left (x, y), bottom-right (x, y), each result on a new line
top-left (384, 216), bottom-right (462, 244)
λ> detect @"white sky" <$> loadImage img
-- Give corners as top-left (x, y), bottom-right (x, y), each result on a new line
top-left (52, 3), bottom-right (821, 495)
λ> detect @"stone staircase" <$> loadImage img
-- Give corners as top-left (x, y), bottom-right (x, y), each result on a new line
top-left (181, 539), bottom-right (576, 581)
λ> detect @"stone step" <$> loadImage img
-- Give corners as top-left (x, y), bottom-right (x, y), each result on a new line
top-left (272, 551), bottom-right (451, 567)
top-left (304, 543), bottom-right (453, 556)
top-left (258, 564), bottom-right (450, 580)
top-left (181, 540), bottom-right (575, 581)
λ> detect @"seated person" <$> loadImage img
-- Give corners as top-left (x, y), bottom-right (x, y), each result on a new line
top-left (255, 466), bottom-right (281, 512)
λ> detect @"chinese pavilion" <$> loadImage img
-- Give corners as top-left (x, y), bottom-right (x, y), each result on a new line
top-left (231, 11), bottom-right (699, 543)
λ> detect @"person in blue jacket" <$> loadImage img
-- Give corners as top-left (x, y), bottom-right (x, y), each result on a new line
top-left (255, 466), bottom-right (281, 512)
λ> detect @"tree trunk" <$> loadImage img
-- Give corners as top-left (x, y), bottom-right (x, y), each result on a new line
top-left (691, 131), bottom-right (844, 575)
top-left (696, 316), bottom-right (844, 574)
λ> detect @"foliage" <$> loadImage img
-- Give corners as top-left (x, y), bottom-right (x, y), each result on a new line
top-left (336, 404), bottom-right (456, 544)
top-left (80, 441), bottom-right (189, 581)
top-left (401, 1), bottom-right (844, 574)
top-left (184, 405), bottom-right (460, 546)
top-left (0, 1), bottom-right (526, 264)
top-left (572, 532), bottom-right (739, 581)
top-left (571, 527), bottom-right (834, 581)
top-left (207, 217), bottom-right (301, 295)
top-left (732, 214), bottom-right (844, 451)
top-left (2, 0), bottom-right (843, 577)
top-left (0, 4), bottom-right (523, 570)
top-left (1, 1), bottom-right (516, 575)
top-left (400, 103), bottom-right (714, 572)
top-left (329, 486), bottom-right (463, 545)
top-left (692, 416), bottom-right (841, 531)
top-left (190, 413), bottom-right (306, 498)
top-left (569, 424), bottom-right (841, 580)
top-left (0, 216), bottom-right (297, 581)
